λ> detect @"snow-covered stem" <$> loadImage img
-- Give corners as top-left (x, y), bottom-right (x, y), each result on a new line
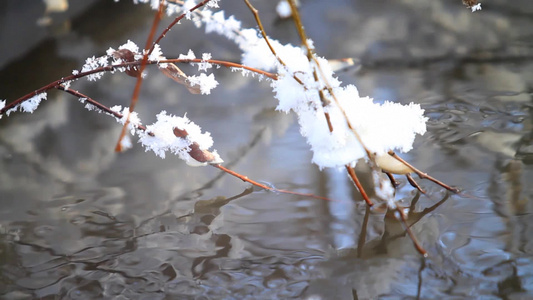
top-left (164, 58), bottom-right (277, 79)
top-left (57, 85), bottom-right (151, 135)
top-left (55, 86), bottom-right (336, 202)
top-left (243, 0), bottom-right (287, 68)
top-left (0, 59), bottom-right (275, 118)
top-left (116, 0), bottom-right (166, 152)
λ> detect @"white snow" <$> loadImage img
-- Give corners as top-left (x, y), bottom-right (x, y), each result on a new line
top-left (187, 73), bottom-right (219, 95)
top-left (138, 111), bottom-right (222, 166)
top-left (0, 99), bottom-right (5, 119)
top-left (198, 13), bottom-right (428, 170)
top-left (20, 93), bottom-right (47, 113)
top-left (276, 1), bottom-right (292, 18)
top-left (471, 3), bottom-right (482, 12)
top-left (179, 49), bottom-right (196, 60)
top-left (198, 53), bottom-right (213, 71)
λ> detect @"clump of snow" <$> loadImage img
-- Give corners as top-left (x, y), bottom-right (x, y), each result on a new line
top-left (198, 53), bottom-right (213, 71)
top-left (471, 3), bottom-right (482, 12)
top-left (183, 0), bottom-right (196, 20)
top-left (187, 73), bottom-right (219, 95)
top-left (203, 11), bottom-right (242, 41)
top-left (179, 49), bottom-right (196, 60)
top-left (110, 105), bottom-right (142, 135)
top-left (198, 14), bottom-right (428, 170)
top-left (148, 43), bottom-right (168, 68)
top-left (138, 111), bottom-right (221, 166)
top-left (276, 1), bottom-right (292, 18)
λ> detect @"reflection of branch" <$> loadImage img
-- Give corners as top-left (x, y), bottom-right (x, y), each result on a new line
top-left (387, 192), bottom-right (450, 240)
top-left (357, 204), bottom-right (371, 258)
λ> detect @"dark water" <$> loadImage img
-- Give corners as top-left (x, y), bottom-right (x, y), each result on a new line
top-left (1, 0), bottom-right (532, 299)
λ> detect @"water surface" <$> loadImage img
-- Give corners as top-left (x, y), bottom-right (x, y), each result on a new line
top-left (1, 0), bottom-right (532, 299)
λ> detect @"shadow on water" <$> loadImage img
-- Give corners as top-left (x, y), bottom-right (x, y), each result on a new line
top-left (1, 0), bottom-right (533, 299)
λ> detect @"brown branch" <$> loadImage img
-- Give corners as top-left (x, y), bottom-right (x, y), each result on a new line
top-left (388, 151), bottom-right (460, 194)
top-left (406, 173), bottom-right (426, 194)
top-left (150, 0), bottom-right (213, 54)
top-left (52, 85), bottom-right (335, 203)
top-left (345, 165), bottom-right (373, 206)
top-left (243, 0), bottom-right (287, 68)
top-left (115, 0), bottom-right (166, 152)
top-left (56, 85), bottom-right (152, 136)
top-left (0, 59), bottom-right (276, 117)
top-left (214, 164), bottom-right (339, 203)
top-left (166, 59), bottom-right (278, 80)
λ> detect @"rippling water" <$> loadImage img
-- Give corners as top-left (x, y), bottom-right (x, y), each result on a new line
top-left (1, 0), bottom-right (532, 299)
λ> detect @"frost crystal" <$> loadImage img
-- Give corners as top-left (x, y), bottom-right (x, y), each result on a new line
top-left (119, 40), bottom-right (140, 54)
top-left (198, 53), bottom-right (213, 71)
top-left (471, 3), bottom-right (482, 12)
top-left (183, 0), bottom-right (196, 20)
top-left (179, 49), bottom-right (196, 60)
top-left (110, 106), bottom-right (141, 134)
top-left (0, 99), bottom-right (5, 119)
top-left (20, 93), bottom-right (47, 113)
top-left (149, 44), bottom-right (164, 62)
top-left (187, 73), bottom-right (219, 95)
top-left (80, 55), bottom-right (109, 81)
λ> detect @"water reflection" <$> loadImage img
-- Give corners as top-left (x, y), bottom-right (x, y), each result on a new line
top-left (1, 0), bottom-right (532, 299)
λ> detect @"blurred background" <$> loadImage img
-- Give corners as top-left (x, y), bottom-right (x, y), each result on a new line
top-left (0, 0), bottom-right (532, 298)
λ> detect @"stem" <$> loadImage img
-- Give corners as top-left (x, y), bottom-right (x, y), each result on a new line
top-left (345, 165), bottom-right (373, 206)
top-left (0, 59), bottom-right (276, 117)
top-left (243, 0), bottom-right (287, 67)
top-left (52, 86), bottom-right (336, 204)
top-left (115, 0), bottom-right (166, 152)
top-left (388, 151), bottom-right (460, 193)
top-left (151, 0), bottom-right (213, 54)
top-left (214, 164), bottom-right (339, 202)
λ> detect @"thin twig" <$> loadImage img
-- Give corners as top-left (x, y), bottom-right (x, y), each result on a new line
top-left (115, 0), bottom-right (166, 152)
top-left (243, 0), bottom-right (287, 68)
top-left (0, 59), bottom-right (276, 117)
top-left (56, 85), bottom-right (152, 136)
top-left (394, 208), bottom-right (428, 256)
top-left (214, 164), bottom-right (339, 202)
top-left (151, 0), bottom-right (213, 54)
top-left (407, 173), bottom-right (426, 194)
top-left (53, 86), bottom-right (336, 203)
top-left (345, 165), bottom-right (373, 206)
top-left (388, 151), bottom-right (460, 193)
